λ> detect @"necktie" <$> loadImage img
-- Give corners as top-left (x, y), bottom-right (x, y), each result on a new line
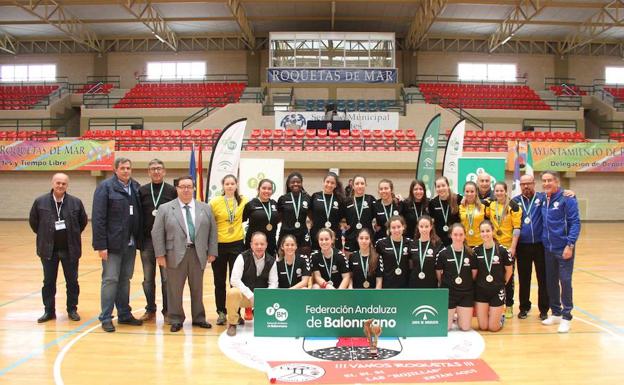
top-left (184, 205), bottom-right (195, 244)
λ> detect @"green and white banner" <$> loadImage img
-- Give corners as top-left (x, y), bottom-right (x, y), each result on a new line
top-left (254, 288), bottom-right (448, 338)
top-left (416, 114), bottom-right (441, 198)
top-left (206, 118), bottom-right (247, 201)
top-left (239, 158), bottom-right (284, 200)
top-left (457, 157), bottom-right (506, 192)
top-left (442, 119), bottom-right (466, 193)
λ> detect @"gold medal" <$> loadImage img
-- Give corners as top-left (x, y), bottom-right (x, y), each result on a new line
top-left (486, 274), bottom-right (494, 282)
top-left (496, 230), bottom-right (503, 236)
top-left (363, 280), bottom-right (370, 288)
top-left (455, 276), bottom-right (463, 285)
top-left (228, 226), bottom-right (235, 234)
top-left (266, 224), bottom-right (273, 231)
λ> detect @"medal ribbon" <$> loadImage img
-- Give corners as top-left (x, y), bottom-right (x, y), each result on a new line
top-left (494, 201), bottom-right (509, 227)
top-left (285, 257), bottom-right (296, 286)
top-left (354, 196), bottom-right (365, 223)
top-left (290, 192), bottom-right (302, 223)
top-left (483, 244), bottom-right (495, 276)
top-left (520, 194), bottom-right (536, 220)
top-left (466, 204), bottom-right (476, 230)
top-left (452, 247), bottom-right (465, 278)
top-left (322, 193), bottom-right (335, 222)
top-left (224, 196), bottom-right (237, 223)
top-left (391, 238), bottom-right (404, 269)
top-left (418, 240), bottom-right (430, 272)
top-left (440, 197), bottom-right (450, 226)
top-left (359, 253), bottom-right (369, 281)
top-left (413, 202), bottom-right (423, 220)
top-left (382, 202), bottom-right (394, 222)
top-left (151, 183), bottom-right (164, 209)
top-left (323, 251), bottom-right (334, 281)
top-left (260, 200), bottom-right (272, 224)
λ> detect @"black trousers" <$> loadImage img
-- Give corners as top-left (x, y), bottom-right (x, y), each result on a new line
top-left (41, 250), bottom-right (79, 312)
top-left (516, 242), bottom-right (549, 314)
top-left (212, 240), bottom-right (244, 314)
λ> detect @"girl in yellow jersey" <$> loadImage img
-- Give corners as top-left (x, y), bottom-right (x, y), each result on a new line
top-left (209, 174), bottom-right (248, 326)
top-left (485, 181), bottom-right (522, 319)
top-left (459, 181), bottom-right (487, 248)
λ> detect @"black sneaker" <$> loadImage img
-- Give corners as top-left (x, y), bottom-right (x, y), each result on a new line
top-left (518, 310), bottom-right (529, 319)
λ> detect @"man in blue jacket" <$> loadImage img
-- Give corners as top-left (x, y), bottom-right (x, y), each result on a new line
top-left (92, 157), bottom-right (144, 332)
top-left (540, 171), bottom-right (580, 333)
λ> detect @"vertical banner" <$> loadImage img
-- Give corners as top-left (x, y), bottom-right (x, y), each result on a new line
top-left (457, 158), bottom-right (506, 192)
top-left (239, 158), bottom-right (285, 201)
top-left (442, 119), bottom-right (466, 193)
top-left (416, 114), bottom-right (441, 198)
top-left (205, 118), bottom-right (247, 201)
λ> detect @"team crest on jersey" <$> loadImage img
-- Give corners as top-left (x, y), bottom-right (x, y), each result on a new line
top-left (332, 265), bottom-right (338, 272)
top-left (302, 201), bottom-right (308, 208)
top-left (393, 210), bottom-right (399, 215)
top-left (427, 249), bottom-right (433, 255)
top-left (464, 258), bottom-right (470, 264)
top-left (272, 204), bottom-right (276, 210)
top-left (493, 255), bottom-right (499, 262)
top-left (296, 268), bottom-right (302, 275)
top-left (403, 247), bottom-right (408, 254)
top-left (553, 202), bottom-right (560, 208)
top-left (363, 201), bottom-right (369, 208)
top-left (333, 201), bottom-right (339, 208)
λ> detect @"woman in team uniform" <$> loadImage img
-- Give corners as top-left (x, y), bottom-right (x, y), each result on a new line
top-left (409, 215), bottom-right (441, 288)
top-left (459, 181), bottom-right (487, 248)
top-left (343, 175), bottom-right (377, 256)
top-left (485, 181), bottom-right (522, 319)
top-left (277, 172), bottom-right (311, 255)
top-left (429, 176), bottom-right (462, 247)
top-left (309, 172), bottom-right (346, 251)
top-left (373, 179), bottom-right (401, 242)
top-left (375, 215), bottom-right (414, 288)
top-left (243, 179), bottom-right (279, 256)
top-left (435, 223), bottom-right (477, 331)
top-left (401, 179), bottom-right (429, 239)
top-left (474, 221), bottom-right (513, 332)
top-left (276, 234), bottom-right (311, 289)
top-left (311, 228), bottom-right (350, 289)
top-left (209, 174), bottom-right (248, 325)
top-left (349, 228), bottom-right (383, 289)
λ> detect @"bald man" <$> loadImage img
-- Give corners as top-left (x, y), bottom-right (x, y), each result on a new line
top-left (29, 173), bottom-right (88, 323)
top-left (477, 172), bottom-right (494, 200)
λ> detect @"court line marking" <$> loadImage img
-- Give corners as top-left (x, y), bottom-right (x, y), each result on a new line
top-left (576, 268), bottom-right (623, 287)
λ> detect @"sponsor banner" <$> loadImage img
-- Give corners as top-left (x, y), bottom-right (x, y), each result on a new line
top-left (442, 119), bottom-right (466, 193)
top-left (416, 114), bottom-right (441, 198)
top-left (275, 111), bottom-right (398, 131)
top-left (458, 158), bottom-right (506, 191)
top-left (239, 158), bottom-right (285, 200)
top-left (268, 359), bottom-right (498, 384)
top-left (254, 289), bottom-right (448, 338)
top-left (507, 141), bottom-right (624, 172)
top-left (206, 119), bottom-right (247, 201)
top-left (0, 140), bottom-right (114, 171)
top-left (268, 68), bottom-right (397, 84)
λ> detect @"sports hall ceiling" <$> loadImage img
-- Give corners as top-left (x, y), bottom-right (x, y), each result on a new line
top-left (0, 0), bottom-right (622, 55)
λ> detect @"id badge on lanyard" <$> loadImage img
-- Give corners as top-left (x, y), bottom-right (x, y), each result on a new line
top-left (55, 199), bottom-right (66, 231)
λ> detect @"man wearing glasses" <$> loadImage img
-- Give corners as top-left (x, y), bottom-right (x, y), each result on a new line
top-left (151, 175), bottom-right (218, 332)
top-left (138, 159), bottom-right (177, 322)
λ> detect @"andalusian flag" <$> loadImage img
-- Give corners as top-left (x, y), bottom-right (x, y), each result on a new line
top-left (525, 141), bottom-right (534, 176)
top-left (189, 143), bottom-right (197, 195)
top-left (196, 143), bottom-right (204, 202)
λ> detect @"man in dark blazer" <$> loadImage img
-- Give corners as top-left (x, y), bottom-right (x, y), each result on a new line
top-left (92, 157), bottom-right (144, 332)
top-left (29, 173), bottom-right (87, 323)
top-left (152, 175), bottom-right (218, 332)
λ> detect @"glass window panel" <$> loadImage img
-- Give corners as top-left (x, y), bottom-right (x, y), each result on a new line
top-left (606, 67), bottom-right (624, 84)
top-left (1, 65), bottom-right (15, 82)
top-left (147, 62), bottom-right (162, 80)
top-left (190, 62), bottom-right (205, 78)
top-left (177, 62), bottom-right (191, 79)
top-left (40, 65), bottom-right (56, 81)
top-left (161, 62), bottom-right (176, 79)
top-left (28, 65), bottom-right (43, 81)
top-left (14, 65), bottom-right (28, 81)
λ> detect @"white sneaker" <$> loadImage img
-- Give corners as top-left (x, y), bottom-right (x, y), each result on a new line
top-left (558, 319), bottom-right (571, 333)
top-left (541, 315), bottom-right (562, 325)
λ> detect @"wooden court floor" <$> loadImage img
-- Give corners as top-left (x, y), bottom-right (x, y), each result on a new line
top-left (0, 220), bottom-right (622, 385)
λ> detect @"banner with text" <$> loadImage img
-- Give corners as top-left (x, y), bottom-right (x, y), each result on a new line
top-left (276, 111), bottom-right (399, 131)
top-left (239, 158), bottom-right (285, 200)
top-left (0, 140), bottom-right (114, 171)
top-left (507, 141), bottom-right (624, 172)
top-left (254, 289), bottom-right (448, 338)
top-left (458, 158), bottom-right (506, 192)
top-left (268, 68), bottom-right (397, 84)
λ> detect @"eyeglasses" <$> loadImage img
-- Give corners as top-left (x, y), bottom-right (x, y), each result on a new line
top-left (177, 185), bottom-right (194, 190)
top-left (149, 167), bottom-right (164, 172)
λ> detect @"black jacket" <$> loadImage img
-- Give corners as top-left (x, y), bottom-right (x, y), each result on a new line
top-left (29, 191), bottom-right (88, 260)
top-left (92, 175), bottom-right (143, 253)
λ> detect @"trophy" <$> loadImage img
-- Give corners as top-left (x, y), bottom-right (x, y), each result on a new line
top-left (363, 319), bottom-right (382, 357)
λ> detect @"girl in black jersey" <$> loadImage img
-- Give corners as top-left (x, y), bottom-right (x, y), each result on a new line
top-left (344, 175), bottom-right (377, 255)
top-left (349, 228), bottom-right (383, 289)
top-left (243, 178), bottom-right (279, 256)
top-left (435, 223), bottom-right (477, 331)
top-left (276, 234), bottom-right (311, 289)
top-left (401, 179), bottom-right (429, 239)
top-left (277, 172), bottom-right (312, 255)
top-left (310, 228), bottom-right (350, 289)
top-left (373, 179), bottom-right (402, 242)
top-left (474, 221), bottom-right (513, 332)
top-left (375, 215), bottom-right (415, 288)
top-left (429, 176), bottom-right (462, 247)
top-left (409, 215), bottom-right (441, 288)
top-left (309, 172), bottom-right (346, 251)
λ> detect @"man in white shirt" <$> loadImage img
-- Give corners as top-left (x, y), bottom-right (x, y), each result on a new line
top-left (226, 232), bottom-right (278, 336)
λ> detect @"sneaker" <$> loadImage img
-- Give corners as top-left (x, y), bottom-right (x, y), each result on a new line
top-left (518, 310), bottom-right (528, 319)
top-left (558, 319), bottom-right (571, 333)
top-left (238, 316), bottom-right (245, 326)
top-left (539, 312), bottom-right (548, 321)
top-left (244, 307), bottom-right (254, 321)
top-left (227, 325), bottom-right (237, 337)
top-left (216, 311), bottom-right (227, 326)
top-left (541, 315), bottom-right (562, 325)
top-left (505, 306), bottom-right (513, 319)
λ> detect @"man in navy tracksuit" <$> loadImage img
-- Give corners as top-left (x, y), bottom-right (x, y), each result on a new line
top-left (540, 171), bottom-right (580, 333)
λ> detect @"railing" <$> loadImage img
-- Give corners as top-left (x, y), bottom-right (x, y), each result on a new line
top-left (136, 74), bottom-right (248, 83)
top-left (291, 99), bottom-right (405, 114)
top-left (181, 107), bottom-right (218, 129)
top-left (544, 77), bottom-right (578, 88)
top-left (88, 117), bottom-right (144, 131)
top-left (522, 119), bottom-right (577, 132)
top-left (0, 118), bottom-right (66, 134)
top-left (262, 104), bottom-right (291, 115)
top-left (425, 93), bottom-right (580, 111)
top-left (594, 88), bottom-right (624, 112)
top-left (412, 74), bottom-right (527, 85)
top-left (87, 76), bottom-right (120, 88)
top-left (83, 94), bottom-right (240, 108)
top-left (600, 121), bottom-right (624, 140)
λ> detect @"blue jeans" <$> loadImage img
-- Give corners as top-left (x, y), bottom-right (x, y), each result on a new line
top-left (544, 249), bottom-right (574, 320)
top-left (140, 239), bottom-right (167, 314)
top-left (99, 245), bottom-right (137, 322)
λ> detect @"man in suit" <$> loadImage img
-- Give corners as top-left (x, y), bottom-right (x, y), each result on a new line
top-left (29, 173), bottom-right (88, 323)
top-left (152, 175), bottom-right (218, 332)
top-left (92, 157), bottom-right (144, 332)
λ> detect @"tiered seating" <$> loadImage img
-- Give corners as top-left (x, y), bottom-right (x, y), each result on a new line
top-left (605, 87), bottom-right (624, 102)
top-left (0, 85), bottom-right (59, 110)
top-left (81, 129), bottom-right (221, 151)
top-left (461, 130), bottom-right (586, 152)
top-left (74, 83), bottom-right (114, 94)
top-left (294, 99), bottom-right (401, 112)
top-left (418, 83), bottom-right (550, 110)
top-left (0, 130), bottom-right (58, 141)
top-left (114, 82), bottom-right (246, 108)
top-left (549, 85), bottom-right (586, 96)
top-left (608, 132), bottom-right (624, 142)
